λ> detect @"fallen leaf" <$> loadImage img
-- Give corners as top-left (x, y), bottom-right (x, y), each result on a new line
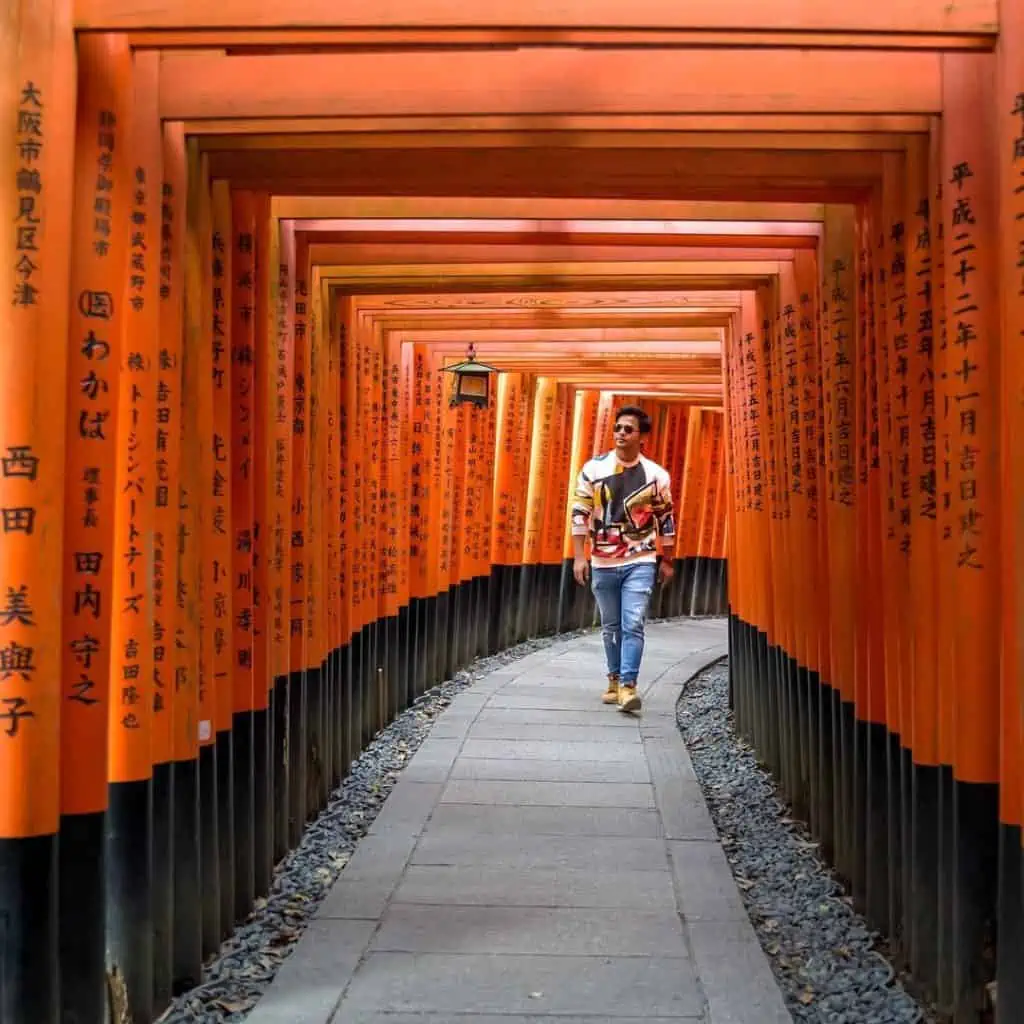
top-left (214, 997), bottom-right (257, 1013)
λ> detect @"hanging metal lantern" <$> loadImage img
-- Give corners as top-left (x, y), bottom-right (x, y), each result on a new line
top-left (443, 343), bottom-right (499, 408)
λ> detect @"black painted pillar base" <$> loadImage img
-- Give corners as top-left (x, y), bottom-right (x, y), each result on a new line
top-left (474, 576), bottom-right (489, 660)
top-left (304, 665), bottom-right (323, 821)
top-left (804, 667), bottom-right (822, 851)
top-left (502, 564), bottom-right (520, 646)
top-left (435, 590), bottom-right (450, 685)
top-left (251, 706), bottom-right (273, 898)
top-left (216, 729), bottom-right (235, 940)
top-left (287, 669), bottom-right (307, 848)
top-left (171, 757), bottom-right (201, 994)
top-left (997, 825), bottom-right (1024, 1023)
top-left (850, 716), bottom-right (869, 913)
top-left (486, 568), bottom-right (503, 654)
top-left (383, 615), bottom-right (398, 722)
top-left (937, 763), bottom-right (956, 1013)
top-left (272, 675), bottom-right (290, 862)
top-left (885, 732), bottom-right (904, 952)
top-left (910, 761), bottom-right (941, 1004)
top-left (339, 641), bottom-right (350, 779)
top-left (555, 559), bottom-right (572, 633)
top-left (950, 779), bottom-right (998, 1021)
top-left (836, 697), bottom-right (857, 893)
top-left (198, 741), bottom-right (221, 959)
top-left (372, 618), bottom-right (385, 736)
top-left (322, 652), bottom-right (336, 797)
top-left (418, 598), bottom-right (435, 695)
top-left (863, 719), bottom-right (890, 934)
top-left (152, 761), bottom-right (174, 1013)
top-left (680, 557), bottom-right (697, 617)
top-left (0, 833), bottom-right (58, 1024)
top-left (58, 812), bottom-right (103, 1024)
top-left (815, 679), bottom-right (837, 867)
top-left (690, 556), bottom-right (707, 615)
top-left (788, 654), bottom-right (811, 826)
top-left (106, 778), bottom-right (154, 1023)
top-left (398, 603), bottom-right (413, 707)
top-left (711, 558), bottom-right (727, 614)
top-left (232, 710), bottom-right (255, 924)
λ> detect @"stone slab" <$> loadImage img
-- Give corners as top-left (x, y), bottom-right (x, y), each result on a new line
top-left (398, 737), bottom-right (463, 781)
top-left (441, 778), bottom-right (655, 807)
top-left (473, 707), bottom-right (638, 727)
top-left (459, 738), bottom-right (646, 763)
top-left (316, 877), bottom-right (395, 921)
top-left (668, 840), bottom-right (750, 922)
top-left (450, 756), bottom-right (651, 784)
top-left (340, 831), bottom-right (419, 879)
top-left (484, 695), bottom-right (622, 711)
top-left (466, 722), bottom-right (643, 742)
top-left (334, 1015), bottom-right (699, 1023)
top-left (425, 722), bottom-right (475, 739)
top-left (411, 832), bottom-right (672, 872)
top-left (396, 758), bottom-right (452, 783)
top-left (337, 953), bottom-right (705, 1018)
top-left (686, 919), bottom-right (793, 1023)
top-left (426, 803), bottom-right (662, 838)
top-left (370, 904), bottom-right (690, 957)
top-left (405, 736), bottom-right (463, 763)
top-left (644, 732), bottom-right (719, 841)
top-left (366, 781), bottom-right (443, 835)
top-left (391, 864), bottom-right (678, 910)
top-left (244, 920), bottom-right (377, 1024)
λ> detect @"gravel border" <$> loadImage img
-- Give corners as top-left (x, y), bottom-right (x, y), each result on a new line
top-left (156, 631), bottom-right (583, 1024)
top-left (676, 658), bottom-right (934, 1024)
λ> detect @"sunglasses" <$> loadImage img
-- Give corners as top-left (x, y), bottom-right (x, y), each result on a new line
top-left (613, 424), bottom-right (637, 435)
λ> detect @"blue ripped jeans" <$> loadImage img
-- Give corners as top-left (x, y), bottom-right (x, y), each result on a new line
top-left (591, 561), bottom-right (656, 685)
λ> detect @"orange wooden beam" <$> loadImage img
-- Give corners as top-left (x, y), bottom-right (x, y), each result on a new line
top-left (158, 50), bottom-right (943, 120)
top-left (186, 114), bottom-right (933, 136)
top-left (365, 310), bottom-right (730, 329)
top-left (134, 33), bottom-right (991, 54)
top-left (360, 308), bottom-right (735, 327)
top-left (76, 0), bottom-right (998, 36)
top-left (346, 288), bottom-right (744, 309)
top-left (381, 328), bottom-right (723, 347)
top-left (308, 243), bottom-right (803, 264)
top-left (204, 147), bottom-right (882, 201)
top-left (199, 130), bottom-right (913, 151)
top-left (278, 198), bottom-right (826, 221)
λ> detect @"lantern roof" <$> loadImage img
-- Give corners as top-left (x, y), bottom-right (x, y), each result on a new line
top-left (442, 343), bottom-right (499, 376)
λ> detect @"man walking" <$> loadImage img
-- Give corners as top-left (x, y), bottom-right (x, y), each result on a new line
top-left (570, 406), bottom-right (676, 713)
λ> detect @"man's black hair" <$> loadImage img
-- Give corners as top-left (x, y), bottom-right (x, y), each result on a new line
top-left (614, 405), bottom-right (652, 435)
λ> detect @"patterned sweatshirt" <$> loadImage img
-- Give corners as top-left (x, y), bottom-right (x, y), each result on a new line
top-left (570, 451), bottom-right (676, 568)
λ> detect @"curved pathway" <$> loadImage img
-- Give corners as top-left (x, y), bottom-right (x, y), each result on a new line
top-left (246, 618), bottom-right (791, 1024)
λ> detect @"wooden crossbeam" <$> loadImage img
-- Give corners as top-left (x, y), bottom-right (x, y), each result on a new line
top-left (158, 49), bottom-right (943, 119)
top-left (76, 0), bottom-right (999, 36)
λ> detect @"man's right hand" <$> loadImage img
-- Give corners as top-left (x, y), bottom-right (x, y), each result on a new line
top-left (573, 557), bottom-right (590, 586)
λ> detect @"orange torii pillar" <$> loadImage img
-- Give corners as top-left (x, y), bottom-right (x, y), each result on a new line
top-left (490, 371), bottom-right (535, 650)
top-left (648, 401), bottom-right (683, 620)
top-left (559, 389), bottom-right (599, 632)
top-left (517, 377), bottom-right (557, 640)
top-left (664, 403), bottom-right (690, 617)
top-left (691, 408), bottom-right (726, 616)
top-left (1, 5), bottom-right (74, 1022)
top-left (997, 6), bottom-right (1024, 1017)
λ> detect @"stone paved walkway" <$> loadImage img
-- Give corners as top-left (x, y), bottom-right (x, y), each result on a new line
top-left (247, 618), bottom-right (792, 1024)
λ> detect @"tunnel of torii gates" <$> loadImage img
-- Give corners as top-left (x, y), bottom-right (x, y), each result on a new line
top-left (3, 2), bottom-right (1024, 1023)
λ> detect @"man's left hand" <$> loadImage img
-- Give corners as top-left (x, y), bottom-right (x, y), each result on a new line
top-left (659, 560), bottom-right (675, 583)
